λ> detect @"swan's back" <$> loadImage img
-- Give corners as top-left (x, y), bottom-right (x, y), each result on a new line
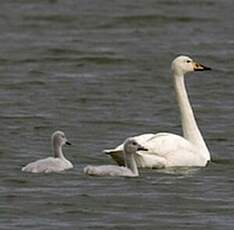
top-left (144, 132), bottom-right (195, 155)
top-left (84, 165), bottom-right (136, 177)
top-left (22, 157), bottom-right (73, 173)
top-left (136, 133), bottom-right (206, 167)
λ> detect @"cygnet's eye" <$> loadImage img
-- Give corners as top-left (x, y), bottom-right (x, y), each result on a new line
top-left (186, 60), bottom-right (191, 63)
top-left (132, 141), bottom-right (137, 146)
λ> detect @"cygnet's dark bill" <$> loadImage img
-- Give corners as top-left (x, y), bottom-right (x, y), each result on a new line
top-left (66, 141), bottom-right (72, 146)
top-left (193, 62), bottom-right (211, 71)
top-left (137, 146), bottom-right (148, 151)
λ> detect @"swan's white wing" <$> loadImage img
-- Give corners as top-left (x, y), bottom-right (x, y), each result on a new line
top-left (84, 165), bottom-right (135, 177)
top-left (135, 133), bottom-right (201, 168)
top-left (22, 157), bottom-right (73, 173)
top-left (142, 132), bottom-right (194, 157)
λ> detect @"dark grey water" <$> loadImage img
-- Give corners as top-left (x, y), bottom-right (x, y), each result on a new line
top-left (1, 0), bottom-right (234, 229)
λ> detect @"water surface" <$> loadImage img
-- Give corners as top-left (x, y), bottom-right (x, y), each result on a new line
top-left (0, 0), bottom-right (234, 229)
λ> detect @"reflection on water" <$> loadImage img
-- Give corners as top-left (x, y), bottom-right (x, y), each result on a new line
top-left (0, 0), bottom-right (234, 229)
top-left (155, 167), bottom-right (202, 176)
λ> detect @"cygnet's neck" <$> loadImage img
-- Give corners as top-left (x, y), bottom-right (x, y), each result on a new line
top-left (53, 142), bottom-right (65, 159)
top-left (124, 152), bottom-right (139, 176)
top-left (173, 72), bottom-right (210, 160)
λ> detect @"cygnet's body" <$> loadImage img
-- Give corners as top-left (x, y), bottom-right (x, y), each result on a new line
top-left (84, 138), bottom-right (148, 177)
top-left (22, 131), bottom-right (72, 173)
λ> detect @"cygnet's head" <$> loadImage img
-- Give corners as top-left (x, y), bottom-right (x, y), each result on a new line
top-left (123, 138), bottom-right (148, 155)
top-left (171, 55), bottom-right (211, 76)
top-left (51, 130), bottom-right (71, 147)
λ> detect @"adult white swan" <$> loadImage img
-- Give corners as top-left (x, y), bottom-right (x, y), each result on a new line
top-left (104, 55), bottom-right (211, 168)
top-left (22, 131), bottom-right (73, 173)
top-left (84, 138), bottom-right (148, 177)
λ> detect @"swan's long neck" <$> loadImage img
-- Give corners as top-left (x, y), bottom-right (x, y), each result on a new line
top-left (53, 142), bottom-right (65, 159)
top-left (124, 152), bottom-right (139, 176)
top-left (174, 73), bottom-right (210, 160)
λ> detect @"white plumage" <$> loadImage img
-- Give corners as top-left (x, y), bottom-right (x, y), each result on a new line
top-left (104, 56), bottom-right (211, 168)
top-left (84, 138), bottom-right (148, 177)
top-left (22, 131), bottom-right (72, 173)
top-left (84, 165), bottom-right (135, 177)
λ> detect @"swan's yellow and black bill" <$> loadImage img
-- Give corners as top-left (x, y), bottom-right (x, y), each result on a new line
top-left (193, 62), bottom-right (211, 71)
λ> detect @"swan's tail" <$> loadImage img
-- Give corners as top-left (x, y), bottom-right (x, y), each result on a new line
top-left (84, 165), bottom-right (95, 175)
top-left (103, 149), bottom-right (125, 166)
top-left (103, 149), bottom-right (115, 155)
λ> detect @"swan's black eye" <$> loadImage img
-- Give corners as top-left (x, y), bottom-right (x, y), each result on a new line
top-left (132, 142), bottom-right (137, 145)
top-left (186, 60), bottom-right (191, 63)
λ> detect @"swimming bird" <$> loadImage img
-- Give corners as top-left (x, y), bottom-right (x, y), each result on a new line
top-left (22, 131), bottom-right (72, 173)
top-left (104, 55), bottom-right (211, 168)
top-left (84, 138), bottom-right (148, 177)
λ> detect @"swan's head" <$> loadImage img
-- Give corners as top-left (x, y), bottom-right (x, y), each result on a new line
top-left (123, 138), bottom-right (148, 155)
top-left (171, 55), bottom-right (211, 76)
top-left (52, 130), bottom-right (71, 147)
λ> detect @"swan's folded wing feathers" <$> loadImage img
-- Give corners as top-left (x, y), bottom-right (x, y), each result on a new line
top-left (134, 132), bottom-right (199, 167)
top-left (133, 133), bottom-right (156, 144)
top-left (141, 132), bottom-right (195, 157)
